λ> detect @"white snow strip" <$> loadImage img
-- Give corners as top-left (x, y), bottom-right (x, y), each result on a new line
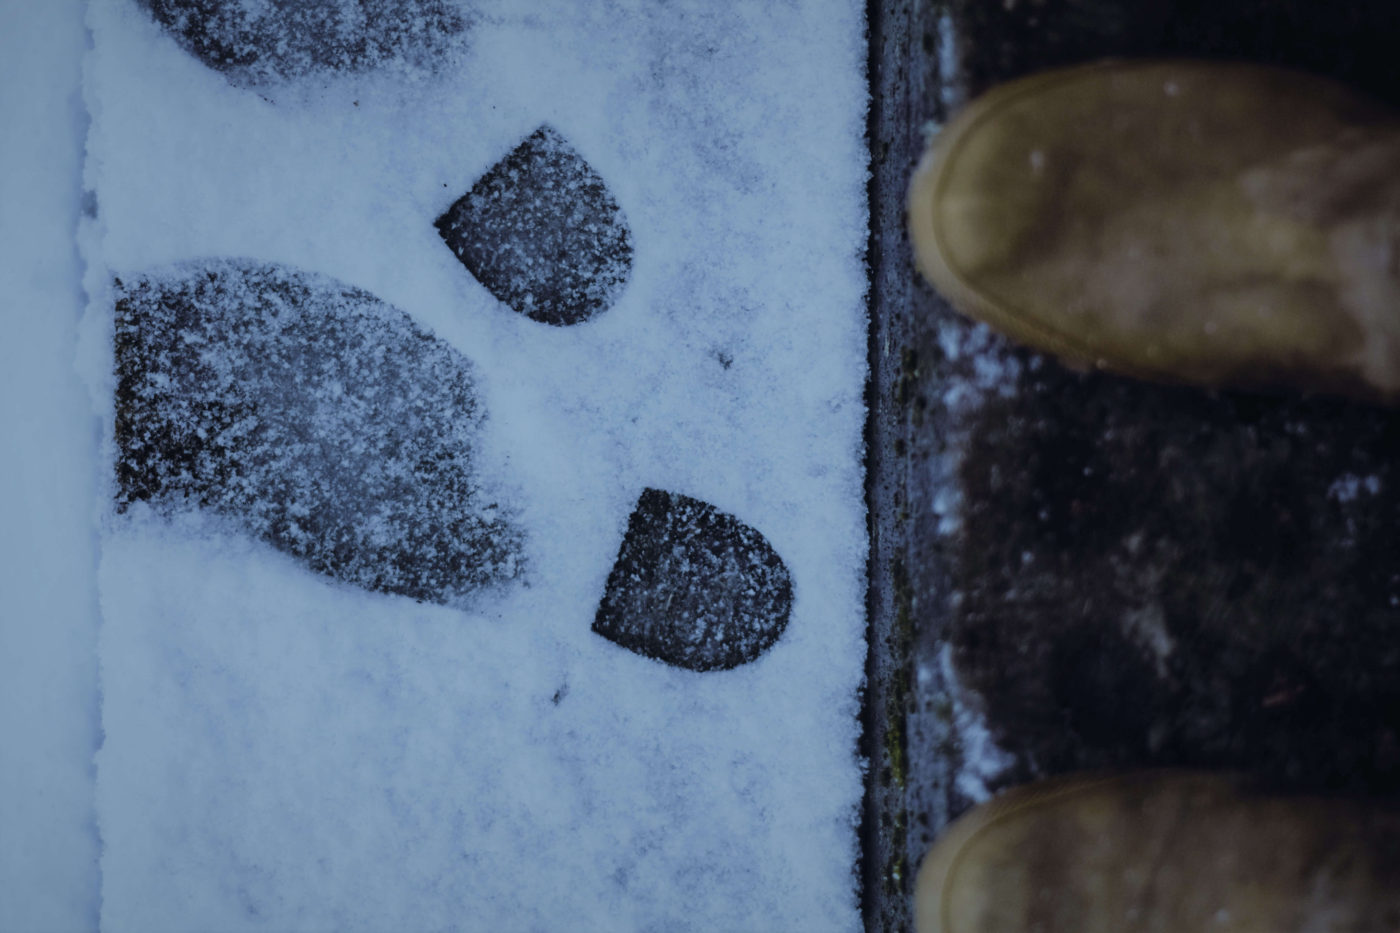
top-left (0, 1), bottom-right (103, 930)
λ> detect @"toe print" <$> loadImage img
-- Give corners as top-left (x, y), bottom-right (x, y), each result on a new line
top-left (435, 125), bottom-right (633, 326)
top-left (114, 259), bottom-right (522, 605)
top-left (136, 0), bottom-right (471, 86)
top-left (594, 488), bottom-right (793, 671)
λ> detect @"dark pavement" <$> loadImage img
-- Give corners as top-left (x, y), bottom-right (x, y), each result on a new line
top-left (865, 2), bottom-right (1400, 929)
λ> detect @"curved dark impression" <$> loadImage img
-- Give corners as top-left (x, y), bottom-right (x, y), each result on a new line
top-left (594, 488), bottom-right (794, 671)
top-left (114, 259), bottom-right (523, 606)
top-left (436, 125), bottom-right (634, 326)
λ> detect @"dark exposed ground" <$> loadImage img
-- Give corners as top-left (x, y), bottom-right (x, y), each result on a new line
top-left (593, 488), bottom-right (792, 672)
top-left (137, 0), bottom-right (470, 86)
top-left (435, 124), bottom-right (633, 327)
top-left (865, 1), bottom-right (1400, 930)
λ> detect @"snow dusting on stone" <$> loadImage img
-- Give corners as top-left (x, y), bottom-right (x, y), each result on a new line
top-left (136, 0), bottom-right (472, 87)
top-left (436, 124), bottom-right (633, 327)
top-left (114, 259), bottom-right (523, 606)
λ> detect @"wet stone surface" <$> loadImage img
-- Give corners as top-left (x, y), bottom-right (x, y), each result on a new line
top-left (115, 259), bottom-right (523, 607)
top-left (136, 0), bottom-right (471, 86)
top-left (953, 377), bottom-right (1400, 790)
top-left (869, 0), bottom-right (1400, 928)
top-left (436, 125), bottom-right (633, 327)
top-left (593, 488), bottom-right (792, 672)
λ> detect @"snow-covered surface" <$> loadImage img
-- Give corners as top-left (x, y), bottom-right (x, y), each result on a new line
top-left (61, 0), bottom-right (870, 930)
top-left (0, 2), bottom-right (102, 930)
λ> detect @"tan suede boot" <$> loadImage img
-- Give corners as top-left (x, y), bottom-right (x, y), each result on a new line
top-left (915, 771), bottom-right (1400, 932)
top-left (907, 60), bottom-right (1400, 403)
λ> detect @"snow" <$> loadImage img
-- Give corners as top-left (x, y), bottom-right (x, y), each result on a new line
top-left (46, 0), bottom-right (872, 930)
top-left (0, 2), bottom-right (103, 930)
top-left (934, 646), bottom-right (1014, 805)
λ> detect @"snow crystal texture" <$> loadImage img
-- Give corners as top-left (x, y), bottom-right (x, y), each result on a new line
top-left (436, 124), bottom-right (633, 326)
top-left (0, 3), bottom-right (102, 930)
top-left (83, 0), bottom-right (868, 929)
top-left (595, 488), bottom-right (792, 671)
top-left (136, 0), bottom-right (471, 86)
top-left (115, 259), bottom-right (522, 606)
